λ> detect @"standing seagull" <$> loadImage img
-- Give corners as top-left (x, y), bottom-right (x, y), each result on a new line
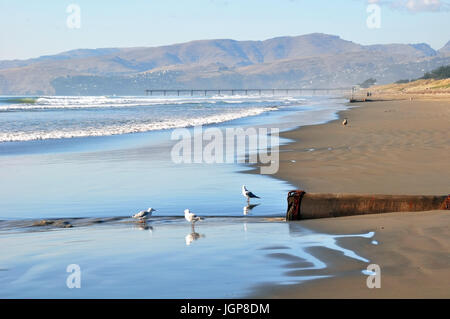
top-left (132, 208), bottom-right (156, 221)
top-left (242, 185), bottom-right (260, 204)
top-left (184, 209), bottom-right (202, 223)
top-left (342, 118), bottom-right (348, 127)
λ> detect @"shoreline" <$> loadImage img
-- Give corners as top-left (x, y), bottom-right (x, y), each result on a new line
top-left (0, 95), bottom-right (345, 220)
top-left (1, 95), bottom-right (449, 298)
top-left (252, 96), bottom-right (450, 298)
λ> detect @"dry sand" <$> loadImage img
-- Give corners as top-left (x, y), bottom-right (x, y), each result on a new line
top-left (258, 98), bottom-right (450, 298)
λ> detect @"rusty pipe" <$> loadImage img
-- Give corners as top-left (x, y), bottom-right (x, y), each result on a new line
top-left (286, 191), bottom-right (450, 220)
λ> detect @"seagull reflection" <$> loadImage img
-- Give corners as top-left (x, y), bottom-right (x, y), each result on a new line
top-left (185, 224), bottom-right (205, 246)
top-left (139, 224), bottom-right (153, 232)
top-left (243, 203), bottom-right (260, 215)
top-left (132, 220), bottom-right (154, 233)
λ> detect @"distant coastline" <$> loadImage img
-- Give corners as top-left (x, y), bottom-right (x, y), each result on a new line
top-left (1, 33), bottom-right (449, 95)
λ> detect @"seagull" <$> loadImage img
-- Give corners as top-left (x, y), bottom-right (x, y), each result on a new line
top-left (132, 208), bottom-right (156, 221)
top-left (342, 118), bottom-right (348, 126)
top-left (242, 185), bottom-right (260, 204)
top-left (184, 209), bottom-right (202, 223)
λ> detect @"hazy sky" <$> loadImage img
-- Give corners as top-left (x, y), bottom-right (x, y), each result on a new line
top-left (1, 0), bottom-right (449, 60)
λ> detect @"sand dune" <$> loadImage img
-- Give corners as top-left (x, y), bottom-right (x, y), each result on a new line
top-left (373, 78), bottom-right (450, 95)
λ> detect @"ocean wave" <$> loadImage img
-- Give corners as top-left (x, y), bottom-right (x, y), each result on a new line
top-left (0, 97), bottom-right (38, 104)
top-left (0, 95), bottom-right (305, 111)
top-left (0, 107), bottom-right (278, 142)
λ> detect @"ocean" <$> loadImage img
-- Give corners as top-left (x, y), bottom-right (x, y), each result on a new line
top-left (0, 95), bottom-right (292, 142)
top-left (0, 94), bottom-right (349, 220)
top-left (0, 94), bottom-right (378, 298)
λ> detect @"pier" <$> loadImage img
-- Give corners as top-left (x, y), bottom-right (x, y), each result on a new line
top-left (144, 88), bottom-right (351, 96)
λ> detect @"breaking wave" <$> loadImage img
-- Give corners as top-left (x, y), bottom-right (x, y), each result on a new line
top-left (0, 106), bottom-right (278, 142)
top-left (0, 95), bottom-right (306, 143)
top-left (0, 95), bottom-right (303, 111)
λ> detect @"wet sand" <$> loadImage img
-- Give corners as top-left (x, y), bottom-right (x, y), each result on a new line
top-left (256, 98), bottom-right (450, 298)
top-left (275, 99), bottom-right (450, 194)
top-left (254, 210), bottom-right (450, 298)
top-left (1, 97), bottom-right (448, 298)
top-left (0, 217), bottom-right (377, 298)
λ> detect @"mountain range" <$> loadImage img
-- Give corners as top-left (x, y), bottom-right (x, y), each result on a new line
top-left (1, 33), bottom-right (449, 95)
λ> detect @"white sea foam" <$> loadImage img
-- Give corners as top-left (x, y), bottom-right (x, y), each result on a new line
top-left (0, 95), bottom-right (308, 142)
top-left (0, 106), bottom-right (278, 142)
top-left (0, 95), bottom-right (304, 111)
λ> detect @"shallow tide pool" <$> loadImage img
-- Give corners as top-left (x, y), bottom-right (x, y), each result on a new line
top-left (0, 218), bottom-right (375, 298)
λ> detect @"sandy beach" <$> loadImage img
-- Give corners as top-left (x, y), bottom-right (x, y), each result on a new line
top-left (0, 95), bottom-right (352, 298)
top-left (255, 97), bottom-right (450, 298)
top-left (275, 98), bottom-right (450, 195)
top-left (1, 96), bottom-right (448, 299)
top-left (2, 0), bottom-right (449, 304)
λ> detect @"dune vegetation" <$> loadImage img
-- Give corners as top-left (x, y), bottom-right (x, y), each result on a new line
top-left (371, 65), bottom-right (450, 95)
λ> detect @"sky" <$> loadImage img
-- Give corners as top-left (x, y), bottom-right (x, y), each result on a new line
top-left (0, 0), bottom-right (449, 60)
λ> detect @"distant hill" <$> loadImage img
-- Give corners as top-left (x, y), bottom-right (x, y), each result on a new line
top-left (438, 41), bottom-right (450, 55)
top-left (1, 33), bottom-right (449, 95)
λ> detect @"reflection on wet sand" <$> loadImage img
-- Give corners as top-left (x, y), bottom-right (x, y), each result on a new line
top-left (0, 217), bottom-right (377, 298)
top-left (288, 222), bottom-right (373, 262)
top-left (243, 203), bottom-right (260, 215)
top-left (259, 222), bottom-right (375, 282)
top-left (185, 224), bottom-right (205, 246)
top-left (133, 220), bottom-right (154, 233)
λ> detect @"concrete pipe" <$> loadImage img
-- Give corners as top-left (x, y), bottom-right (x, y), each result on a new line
top-left (286, 191), bottom-right (450, 220)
